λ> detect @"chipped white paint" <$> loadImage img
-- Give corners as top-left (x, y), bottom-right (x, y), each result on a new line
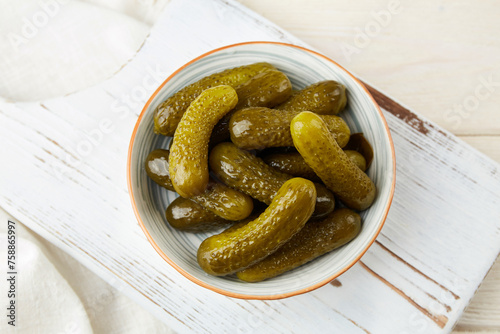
top-left (0, 0), bottom-right (499, 333)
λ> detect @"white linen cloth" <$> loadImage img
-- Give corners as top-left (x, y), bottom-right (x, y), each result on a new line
top-left (0, 0), bottom-right (498, 333)
top-left (0, 0), bottom-right (173, 333)
top-left (0, 207), bottom-right (173, 334)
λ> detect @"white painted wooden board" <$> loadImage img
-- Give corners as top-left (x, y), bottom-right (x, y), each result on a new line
top-left (0, 0), bottom-right (499, 333)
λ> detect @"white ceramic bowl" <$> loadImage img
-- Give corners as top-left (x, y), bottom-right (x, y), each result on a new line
top-left (128, 42), bottom-right (396, 299)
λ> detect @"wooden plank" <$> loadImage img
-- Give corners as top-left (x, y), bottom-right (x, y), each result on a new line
top-left (0, 0), bottom-right (499, 333)
top-left (455, 257), bottom-right (500, 331)
top-left (459, 136), bottom-right (500, 164)
top-left (237, 0), bottom-right (500, 137)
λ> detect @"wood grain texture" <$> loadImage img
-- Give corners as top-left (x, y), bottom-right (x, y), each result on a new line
top-left (459, 136), bottom-right (500, 164)
top-left (0, 0), bottom-right (499, 333)
top-left (237, 0), bottom-right (500, 137)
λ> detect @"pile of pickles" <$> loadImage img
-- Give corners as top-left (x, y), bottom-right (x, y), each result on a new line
top-left (145, 62), bottom-right (376, 282)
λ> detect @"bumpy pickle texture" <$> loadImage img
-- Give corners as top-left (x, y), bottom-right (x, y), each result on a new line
top-left (149, 67), bottom-right (371, 281)
top-left (263, 150), bottom-right (367, 180)
top-left (262, 152), bottom-right (320, 181)
top-left (233, 69), bottom-right (292, 110)
top-left (210, 70), bottom-right (293, 145)
top-left (344, 150), bottom-right (367, 172)
top-left (291, 112), bottom-right (376, 211)
top-left (154, 62), bottom-right (275, 136)
top-left (169, 85), bottom-right (238, 198)
top-left (237, 208), bottom-right (361, 282)
top-left (145, 149), bottom-right (253, 221)
top-left (197, 178), bottom-right (316, 276)
top-left (344, 133), bottom-right (374, 170)
top-left (166, 197), bottom-right (233, 232)
top-left (275, 80), bottom-right (347, 115)
top-left (229, 107), bottom-right (350, 150)
top-left (192, 181), bottom-right (254, 221)
top-left (209, 142), bottom-right (335, 219)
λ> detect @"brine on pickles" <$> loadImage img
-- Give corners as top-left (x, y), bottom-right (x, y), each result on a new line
top-left (262, 150), bottom-right (367, 180)
top-left (275, 80), bottom-right (347, 115)
top-left (145, 65), bottom-right (378, 282)
top-left (166, 197), bottom-right (233, 232)
top-left (169, 85), bottom-right (238, 198)
top-left (237, 208), bottom-right (361, 282)
top-left (209, 142), bottom-right (336, 219)
top-left (291, 112), bottom-right (376, 211)
top-left (197, 178), bottom-right (316, 276)
top-left (229, 107), bottom-right (350, 150)
top-left (146, 148), bottom-right (253, 221)
top-left (210, 69), bottom-right (293, 145)
top-left (154, 62), bottom-right (275, 136)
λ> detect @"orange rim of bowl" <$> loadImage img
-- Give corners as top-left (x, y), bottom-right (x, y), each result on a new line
top-left (127, 41), bottom-right (397, 300)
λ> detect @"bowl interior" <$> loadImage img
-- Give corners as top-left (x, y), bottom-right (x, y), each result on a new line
top-left (129, 43), bottom-right (395, 299)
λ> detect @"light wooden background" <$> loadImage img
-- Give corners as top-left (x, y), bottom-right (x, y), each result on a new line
top-left (235, 0), bottom-right (500, 331)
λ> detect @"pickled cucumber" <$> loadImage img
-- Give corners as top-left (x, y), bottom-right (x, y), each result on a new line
top-left (166, 197), bottom-right (232, 232)
top-left (275, 80), bottom-right (347, 115)
top-left (229, 107), bottom-right (350, 150)
top-left (169, 85), bottom-right (238, 198)
top-left (344, 133), bottom-right (374, 170)
top-left (234, 69), bottom-right (292, 110)
top-left (237, 208), bottom-right (361, 282)
top-left (344, 150), bottom-right (367, 172)
top-left (209, 142), bottom-right (335, 219)
top-left (291, 112), bottom-right (376, 211)
top-left (262, 152), bottom-right (319, 181)
top-left (147, 148), bottom-right (253, 221)
top-left (263, 150), bottom-right (367, 179)
top-left (197, 178), bottom-right (316, 276)
top-left (210, 69), bottom-right (292, 145)
top-left (193, 180), bottom-right (254, 221)
top-left (145, 149), bottom-right (175, 191)
top-left (257, 146), bottom-right (298, 157)
top-left (154, 62), bottom-right (275, 136)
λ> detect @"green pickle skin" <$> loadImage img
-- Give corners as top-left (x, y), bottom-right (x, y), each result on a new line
top-left (344, 133), bottom-right (374, 170)
top-left (237, 208), bottom-right (361, 282)
top-left (229, 107), bottom-right (350, 150)
top-left (263, 151), bottom-right (367, 180)
top-left (210, 69), bottom-right (293, 145)
top-left (145, 149), bottom-right (175, 191)
top-left (151, 68), bottom-right (369, 280)
top-left (197, 178), bottom-right (317, 276)
top-left (262, 152), bottom-right (320, 181)
top-left (291, 112), bottom-right (376, 211)
top-left (234, 69), bottom-right (292, 110)
top-left (166, 197), bottom-right (232, 232)
top-left (193, 180), bottom-right (254, 221)
top-left (209, 142), bottom-right (335, 219)
top-left (146, 148), bottom-right (253, 221)
top-left (275, 80), bottom-right (347, 115)
top-left (344, 150), bottom-right (367, 172)
top-left (169, 85), bottom-right (238, 198)
top-left (154, 62), bottom-right (276, 136)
